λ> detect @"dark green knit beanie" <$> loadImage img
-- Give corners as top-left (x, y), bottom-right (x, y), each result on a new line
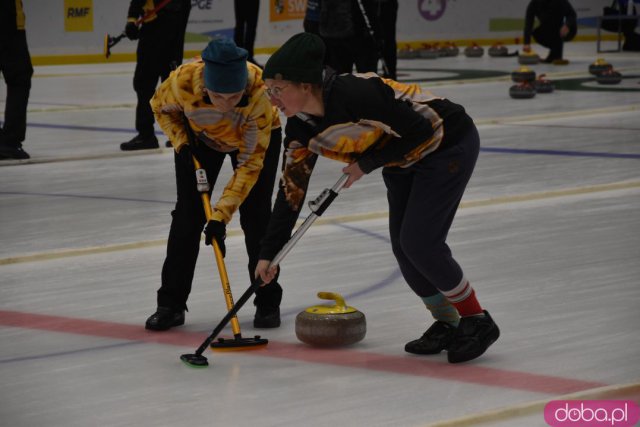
top-left (264, 33), bottom-right (325, 84)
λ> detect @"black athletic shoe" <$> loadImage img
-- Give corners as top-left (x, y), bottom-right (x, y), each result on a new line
top-left (405, 320), bottom-right (457, 355)
top-left (145, 307), bottom-right (185, 331)
top-left (447, 310), bottom-right (500, 363)
top-left (253, 306), bottom-right (281, 328)
top-left (120, 134), bottom-right (159, 151)
top-left (0, 143), bottom-right (30, 160)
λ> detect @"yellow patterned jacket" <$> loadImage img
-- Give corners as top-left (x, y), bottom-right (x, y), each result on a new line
top-left (150, 59), bottom-right (281, 224)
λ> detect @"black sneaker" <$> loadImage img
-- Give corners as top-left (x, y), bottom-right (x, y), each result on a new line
top-left (0, 143), bottom-right (30, 160)
top-left (405, 320), bottom-right (457, 355)
top-left (145, 307), bottom-right (185, 331)
top-left (447, 310), bottom-right (500, 363)
top-left (120, 134), bottom-right (159, 151)
top-left (254, 306), bottom-right (281, 328)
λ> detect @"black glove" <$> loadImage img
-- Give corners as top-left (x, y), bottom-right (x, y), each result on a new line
top-left (125, 22), bottom-right (140, 40)
top-left (204, 220), bottom-right (226, 256)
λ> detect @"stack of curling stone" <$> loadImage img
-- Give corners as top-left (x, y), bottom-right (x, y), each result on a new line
top-left (488, 43), bottom-right (509, 57)
top-left (533, 74), bottom-right (554, 93)
top-left (464, 43), bottom-right (484, 58)
top-left (397, 44), bottom-right (419, 59)
top-left (510, 66), bottom-right (537, 99)
top-left (509, 82), bottom-right (536, 99)
top-left (419, 43), bottom-right (439, 59)
top-left (439, 42), bottom-right (459, 57)
top-left (596, 68), bottom-right (623, 84)
top-left (295, 292), bottom-right (366, 347)
top-left (511, 66), bottom-right (536, 83)
top-left (518, 50), bottom-right (540, 65)
top-left (589, 58), bottom-right (612, 76)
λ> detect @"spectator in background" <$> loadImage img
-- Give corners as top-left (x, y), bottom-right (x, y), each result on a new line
top-left (0, 0), bottom-right (32, 160)
top-left (303, 0), bottom-right (321, 35)
top-left (319, 0), bottom-right (380, 74)
top-left (374, 0), bottom-right (398, 80)
top-left (234, 0), bottom-right (261, 66)
top-left (522, 0), bottom-right (577, 65)
top-left (618, 0), bottom-right (640, 51)
top-left (120, 0), bottom-right (191, 151)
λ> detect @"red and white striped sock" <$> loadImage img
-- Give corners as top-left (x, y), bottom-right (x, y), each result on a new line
top-left (441, 277), bottom-right (484, 318)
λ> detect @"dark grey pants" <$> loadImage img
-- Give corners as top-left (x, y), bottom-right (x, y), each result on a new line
top-left (383, 122), bottom-right (480, 298)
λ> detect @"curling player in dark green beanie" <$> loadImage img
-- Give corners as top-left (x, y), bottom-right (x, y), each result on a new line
top-left (255, 32), bottom-right (500, 364)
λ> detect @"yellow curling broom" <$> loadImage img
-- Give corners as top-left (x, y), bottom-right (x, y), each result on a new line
top-left (104, 0), bottom-right (172, 59)
top-left (181, 113), bottom-right (268, 351)
top-left (180, 173), bottom-right (350, 367)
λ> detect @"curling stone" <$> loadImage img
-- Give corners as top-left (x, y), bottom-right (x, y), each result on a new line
top-left (596, 68), bottom-right (623, 85)
top-left (419, 44), bottom-right (439, 59)
top-left (398, 45), bottom-right (417, 59)
top-left (439, 42), bottom-right (459, 57)
top-left (464, 43), bottom-right (484, 58)
top-left (511, 66), bottom-right (536, 83)
top-left (509, 82), bottom-right (536, 99)
top-left (518, 51), bottom-right (540, 65)
top-left (589, 58), bottom-right (613, 76)
top-left (533, 74), bottom-right (554, 93)
top-left (295, 292), bottom-right (366, 347)
top-left (488, 43), bottom-right (509, 57)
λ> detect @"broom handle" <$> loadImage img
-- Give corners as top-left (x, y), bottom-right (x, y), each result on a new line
top-left (193, 173), bottom-right (350, 356)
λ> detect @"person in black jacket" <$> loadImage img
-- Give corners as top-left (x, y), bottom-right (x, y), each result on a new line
top-left (319, 0), bottom-right (380, 74)
top-left (255, 33), bottom-right (500, 364)
top-left (522, 0), bottom-right (577, 64)
top-left (374, 0), bottom-right (398, 79)
top-left (0, 0), bottom-right (32, 160)
top-left (120, 0), bottom-right (191, 151)
top-left (234, 0), bottom-right (261, 66)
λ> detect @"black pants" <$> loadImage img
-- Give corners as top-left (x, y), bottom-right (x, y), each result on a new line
top-left (134, 9), bottom-right (190, 138)
top-left (234, 0), bottom-right (259, 61)
top-left (324, 35), bottom-right (378, 74)
top-left (376, 0), bottom-right (398, 79)
top-left (158, 129), bottom-right (283, 311)
top-left (0, 30), bottom-right (32, 147)
top-left (383, 121), bottom-right (480, 298)
top-left (532, 24), bottom-right (577, 61)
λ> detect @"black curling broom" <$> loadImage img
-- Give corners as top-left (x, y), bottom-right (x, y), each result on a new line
top-left (180, 173), bottom-right (350, 367)
top-left (104, 0), bottom-right (173, 59)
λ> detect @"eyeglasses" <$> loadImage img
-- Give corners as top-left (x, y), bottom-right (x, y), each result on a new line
top-left (265, 84), bottom-right (289, 99)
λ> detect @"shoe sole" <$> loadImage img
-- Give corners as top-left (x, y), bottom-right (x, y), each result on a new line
top-left (253, 320), bottom-right (281, 329)
top-left (447, 326), bottom-right (500, 364)
top-left (145, 318), bottom-right (185, 331)
top-left (404, 347), bottom-right (446, 355)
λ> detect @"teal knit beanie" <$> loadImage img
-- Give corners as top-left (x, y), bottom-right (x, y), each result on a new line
top-left (263, 33), bottom-right (325, 83)
top-left (201, 37), bottom-right (248, 93)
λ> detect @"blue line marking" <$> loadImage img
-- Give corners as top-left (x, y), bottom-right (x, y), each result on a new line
top-left (27, 122), bottom-right (164, 136)
top-left (0, 191), bottom-right (174, 205)
top-left (280, 222), bottom-right (402, 318)
top-left (22, 123), bottom-right (640, 160)
top-left (0, 341), bottom-right (141, 364)
top-left (481, 146), bottom-right (640, 159)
